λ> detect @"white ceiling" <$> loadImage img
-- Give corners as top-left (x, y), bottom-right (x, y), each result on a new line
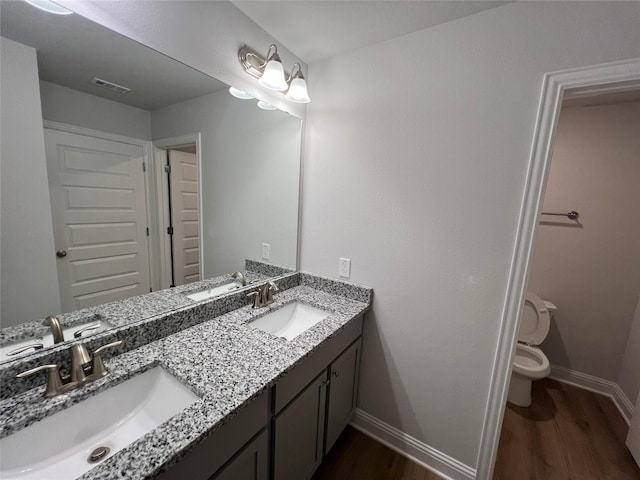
top-left (0, 0), bottom-right (226, 111)
top-left (232, 0), bottom-right (510, 64)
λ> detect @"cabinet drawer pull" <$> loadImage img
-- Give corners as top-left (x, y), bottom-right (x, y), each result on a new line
top-left (332, 370), bottom-right (340, 378)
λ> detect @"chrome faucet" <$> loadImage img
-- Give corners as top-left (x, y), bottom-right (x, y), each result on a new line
top-left (16, 340), bottom-right (122, 398)
top-left (43, 316), bottom-right (64, 344)
top-left (246, 281), bottom-right (279, 308)
top-left (232, 271), bottom-right (247, 286)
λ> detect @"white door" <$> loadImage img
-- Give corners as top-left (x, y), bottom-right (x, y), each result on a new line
top-left (168, 150), bottom-right (200, 285)
top-left (627, 394), bottom-right (640, 466)
top-left (44, 129), bottom-right (151, 311)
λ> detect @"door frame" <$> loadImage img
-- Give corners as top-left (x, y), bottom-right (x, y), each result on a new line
top-left (42, 120), bottom-right (157, 291)
top-left (153, 133), bottom-right (203, 290)
top-left (475, 58), bottom-right (640, 480)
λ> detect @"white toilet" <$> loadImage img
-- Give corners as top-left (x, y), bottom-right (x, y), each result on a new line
top-left (507, 292), bottom-right (556, 407)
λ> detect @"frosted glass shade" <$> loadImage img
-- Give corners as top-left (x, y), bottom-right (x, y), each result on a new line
top-left (259, 60), bottom-right (288, 91)
top-left (285, 77), bottom-right (311, 103)
top-left (229, 87), bottom-right (253, 99)
top-left (24, 0), bottom-right (73, 14)
top-left (257, 100), bottom-right (277, 111)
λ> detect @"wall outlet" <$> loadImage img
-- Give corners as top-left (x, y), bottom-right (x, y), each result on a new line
top-left (339, 258), bottom-right (351, 278)
top-left (261, 243), bottom-right (270, 260)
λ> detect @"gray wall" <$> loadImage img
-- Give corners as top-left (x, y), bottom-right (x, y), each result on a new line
top-left (1, 38), bottom-right (61, 327)
top-left (151, 89), bottom-right (301, 276)
top-left (300, 1), bottom-right (640, 469)
top-left (39, 81), bottom-right (152, 140)
top-left (530, 102), bottom-right (640, 390)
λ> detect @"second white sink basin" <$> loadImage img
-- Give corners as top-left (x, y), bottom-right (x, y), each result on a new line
top-left (0, 367), bottom-right (199, 480)
top-left (186, 281), bottom-right (242, 301)
top-left (249, 302), bottom-right (330, 341)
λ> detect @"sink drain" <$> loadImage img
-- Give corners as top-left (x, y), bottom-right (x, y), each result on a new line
top-left (88, 446), bottom-right (110, 464)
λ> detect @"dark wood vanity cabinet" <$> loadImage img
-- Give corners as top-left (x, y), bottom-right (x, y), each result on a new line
top-left (161, 315), bottom-right (363, 480)
top-left (273, 338), bottom-right (362, 480)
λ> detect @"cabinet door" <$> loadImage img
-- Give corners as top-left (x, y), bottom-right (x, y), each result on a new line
top-left (274, 372), bottom-right (327, 480)
top-left (211, 430), bottom-right (268, 480)
top-left (325, 339), bottom-right (361, 452)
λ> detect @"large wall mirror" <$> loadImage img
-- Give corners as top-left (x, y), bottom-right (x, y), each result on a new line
top-left (0, 2), bottom-right (301, 350)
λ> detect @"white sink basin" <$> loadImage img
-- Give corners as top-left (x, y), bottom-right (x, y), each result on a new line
top-left (0, 319), bottom-right (111, 363)
top-left (186, 281), bottom-right (242, 301)
top-left (249, 302), bottom-right (330, 341)
top-left (0, 367), bottom-right (199, 480)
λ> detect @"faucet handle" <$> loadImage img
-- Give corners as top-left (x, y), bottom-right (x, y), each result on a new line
top-left (247, 291), bottom-right (262, 309)
top-left (265, 281), bottom-right (279, 304)
top-left (6, 343), bottom-right (44, 356)
top-left (17, 364), bottom-right (64, 398)
top-left (89, 340), bottom-right (122, 379)
top-left (73, 323), bottom-right (100, 338)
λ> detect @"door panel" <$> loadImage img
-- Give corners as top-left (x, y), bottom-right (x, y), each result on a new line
top-left (274, 372), bottom-right (327, 480)
top-left (169, 150), bottom-right (200, 286)
top-left (45, 129), bottom-right (151, 312)
top-left (325, 339), bottom-right (361, 453)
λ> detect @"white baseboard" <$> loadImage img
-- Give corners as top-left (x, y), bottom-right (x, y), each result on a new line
top-left (549, 365), bottom-right (634, 424)
top-left (350, 409), bottom-right (476, 480)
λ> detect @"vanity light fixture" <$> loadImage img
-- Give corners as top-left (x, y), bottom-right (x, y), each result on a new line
top-left (23, 0), bottom-right (73, 15)
top-left (239, 44), bottom-right (311, 103)
top-left (229, 87), bottom-right (253, 99)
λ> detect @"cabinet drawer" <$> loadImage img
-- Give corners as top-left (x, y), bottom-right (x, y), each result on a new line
top-left (157, 390), bottom-right (269, 480)
top-left (275, 314), bottom-right (362, 413)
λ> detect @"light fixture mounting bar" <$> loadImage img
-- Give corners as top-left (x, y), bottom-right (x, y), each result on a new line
top-left (239, 46), bottom-right (267, 79)
top-left (239, 45), bottom-right (294, 81)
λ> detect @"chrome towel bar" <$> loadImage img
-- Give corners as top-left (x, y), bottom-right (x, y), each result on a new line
top-left (541, 210), bottom-right (579, 220)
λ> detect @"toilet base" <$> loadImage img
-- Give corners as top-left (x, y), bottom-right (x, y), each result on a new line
top-left (507, 372), bottom-right (532, 407)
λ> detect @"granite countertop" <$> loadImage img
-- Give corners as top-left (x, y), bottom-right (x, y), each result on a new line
top-left (0, 281), bottom-right (371, 480)
top-left (0, 267), bottom-right (274, 348)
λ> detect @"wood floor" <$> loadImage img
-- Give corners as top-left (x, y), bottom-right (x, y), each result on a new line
top-left (312, 426), bottom-right (440, 480)
top-left (494, 378), bottom-right (639, 480)
top-left (313, 379), bottom-right (638, 480)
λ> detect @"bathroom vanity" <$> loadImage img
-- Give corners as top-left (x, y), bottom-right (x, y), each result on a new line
top-left (0, 272), bottom-right (372, 480)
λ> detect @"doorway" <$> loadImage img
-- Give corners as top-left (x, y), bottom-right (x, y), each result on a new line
top-left (494, 90), bottom-right (640, 479)
top-left (153, 135), bottom-right (202, 289)
top-left (476, 58), bottom-right (640, 480)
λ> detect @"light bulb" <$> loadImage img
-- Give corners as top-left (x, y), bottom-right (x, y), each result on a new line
top-left (258, 59), bottom-right (288, 91)
top-left (285, 77), bottom-right (311, 103)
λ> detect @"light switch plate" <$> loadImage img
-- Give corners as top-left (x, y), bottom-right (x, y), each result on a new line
top-left (339, 258), bottom-right (351, 278)
top-left (261, 243), bottom-right (270, 260)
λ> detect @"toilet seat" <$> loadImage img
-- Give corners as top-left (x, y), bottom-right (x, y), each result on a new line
top-left (513, 343), bottom-right (550, 379)
top-left (518, 292), bottom-right (551, 346)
